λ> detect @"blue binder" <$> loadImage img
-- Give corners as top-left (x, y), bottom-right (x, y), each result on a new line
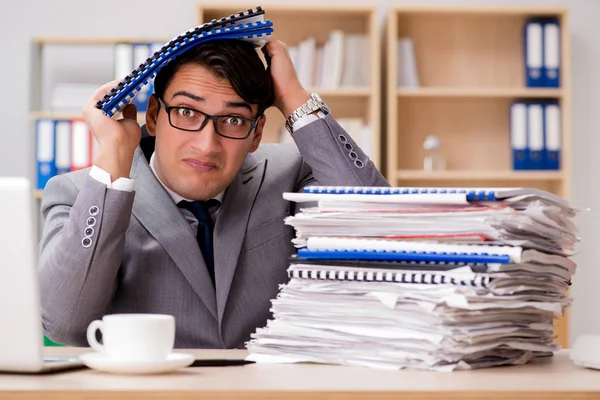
top-left (524, 19), bottom-right (544, 87)
top-left (36, 119), bottom-right (57, 190)
top-left (510, 101), bottom-right (528, 170)
top-left (131, 43), bottom-right (152, 113)
top-left (296, 249), bottom-right (511, 264)
top-left (54, 120), bottom-right (71, 175)
top-left (543, 19), bottom-right (561, 88)
top-left (543, 100), bottom-right (561, 170)
top-left (527, 102), bottom-right (544, 170)
top-left (145, 42), bottom-right (163, 99)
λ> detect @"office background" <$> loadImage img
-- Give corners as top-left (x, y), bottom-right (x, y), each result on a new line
top-left (0, 0), bottom-right (597, 347)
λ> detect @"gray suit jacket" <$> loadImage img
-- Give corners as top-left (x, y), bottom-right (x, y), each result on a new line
top-left (39, 115), bottom-right (389, 348)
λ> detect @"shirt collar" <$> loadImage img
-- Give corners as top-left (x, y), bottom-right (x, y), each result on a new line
top-left (149, 152), bottom-right (224, 205)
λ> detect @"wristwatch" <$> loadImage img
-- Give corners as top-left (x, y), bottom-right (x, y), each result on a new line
top-left (285, 93), bottom-right (330, 134)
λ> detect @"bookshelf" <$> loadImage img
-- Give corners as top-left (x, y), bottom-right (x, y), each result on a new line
top-left (29, 37), bottom-right (173, 347)
top-left (197, 3), bottom-right (381, 169)
top-left (29, 37), bottom-right (168, 234)
top-left (386, 5), bottom-right (571, 347)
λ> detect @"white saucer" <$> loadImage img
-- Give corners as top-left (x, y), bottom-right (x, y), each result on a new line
top-left (80, 352), bottom-right (194, 374)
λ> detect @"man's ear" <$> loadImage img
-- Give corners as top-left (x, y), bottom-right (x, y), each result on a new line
top-left (249, 114), bottom-right (266, 153)
top-left (145, 94), bottom-right (159, 137)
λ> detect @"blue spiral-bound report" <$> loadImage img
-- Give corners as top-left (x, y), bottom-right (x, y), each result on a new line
top-left (283, 185), bottom-right (569, 207)
top-left (300, 237), bottom-right (575, 271)
top-left (96, 6), bottom-right (273, 117)
top-left (296, 249), bottom-right (512, 264)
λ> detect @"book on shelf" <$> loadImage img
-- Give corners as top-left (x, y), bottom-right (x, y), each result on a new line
top-left (397, 37), bottom-right (420, 88)
top-left (35, 118), bottom-right (98, 190)
top-left (524, 17), bottom-right (561, 88)
top-left (510, 100), bottom-right (561, 171)
top-left (288, 30), bottom-right (370, 90)
top-left (114, 42), bottom-right (164, 113)
top-left (396, 16), bottom-right (560, 90)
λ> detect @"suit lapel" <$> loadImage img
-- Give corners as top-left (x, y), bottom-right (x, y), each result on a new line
top-left (214, 153), bottom-right (266, 322)
top-left (130, 145), bottom-right (218, 320)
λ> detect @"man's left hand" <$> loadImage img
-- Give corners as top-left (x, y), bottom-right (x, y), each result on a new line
top-left (262, 35), bottom-right (310, 118)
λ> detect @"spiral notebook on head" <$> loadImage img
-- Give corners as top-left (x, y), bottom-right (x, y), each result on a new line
top-left (96, 6), bottom-right (272, 118)
top-left (283, 186), bottom-right (569, 207)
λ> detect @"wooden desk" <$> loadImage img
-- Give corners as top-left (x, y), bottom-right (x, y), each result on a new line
top-left (0, 348), bottom-right (599, 399)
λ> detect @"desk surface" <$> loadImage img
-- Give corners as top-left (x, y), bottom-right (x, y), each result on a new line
top-left (0, 348), bottom-right (599, 399)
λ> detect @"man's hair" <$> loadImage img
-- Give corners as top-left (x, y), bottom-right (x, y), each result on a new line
top-left (153, 40), bottom-right (274, 116)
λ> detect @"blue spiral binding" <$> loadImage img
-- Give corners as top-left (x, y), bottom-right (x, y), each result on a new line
top-left (288, 267), bottom-right (491, 287)
top-left (96, 7), bottom-right (268, 109)
top-left (296, 249), bottom-right (511, 264)
top-left (99, 21), bottom-right (273, 117)
top-left (302, 186), bottom-right (500, 202)
top-left (96, 6), bottom-right (273, 117)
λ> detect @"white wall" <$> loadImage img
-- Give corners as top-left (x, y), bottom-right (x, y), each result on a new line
top-left (1, 0), bottom-right (598, 346)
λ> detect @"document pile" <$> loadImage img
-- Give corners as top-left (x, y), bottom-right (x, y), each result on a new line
top-left (246, 186), bottom-right (580, 371)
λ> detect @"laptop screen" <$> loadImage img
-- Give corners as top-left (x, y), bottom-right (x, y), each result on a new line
top-left (0, 177), bottom-right (45, 371)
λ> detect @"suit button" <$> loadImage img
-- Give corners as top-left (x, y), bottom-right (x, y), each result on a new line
top-left (338, 134), bottom-right (347, 143)
top-left (354, 159), bottom-right (364, 169)
top-left (86, 217), bottom-right (96, 227)
top-left (82, 237), bottom-right (92, 248)
top-left (89, 206), bottom-right (99, 216)
top-left (84, 227), bottom-right (94, 237)
top-left (349, 151), bottom-right (358, 160)
top-left (344, 143), bottom-right (353, 151)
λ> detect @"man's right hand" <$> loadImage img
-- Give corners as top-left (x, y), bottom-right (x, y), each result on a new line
top-left (83, 81), bottom-right (142, 181)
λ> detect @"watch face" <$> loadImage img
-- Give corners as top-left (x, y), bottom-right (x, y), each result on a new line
top-left (311, 93), bottom-right (330, 114)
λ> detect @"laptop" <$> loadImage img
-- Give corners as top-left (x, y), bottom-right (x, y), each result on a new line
top-left (0, 177), bottom-right (84, 373)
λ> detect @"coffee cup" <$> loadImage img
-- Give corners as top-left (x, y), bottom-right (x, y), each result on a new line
top-left (86, 314), bottom-right (175, 363)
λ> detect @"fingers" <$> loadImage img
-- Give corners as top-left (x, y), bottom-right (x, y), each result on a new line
top-left (121, 103), bottom-right (138, 120)
top-left (263, 34), bottom-right (287, 56)
top-left (91, 80), bottom-right (120, 104)
top-left (83, 80), bottom-right (120, 113)
top-left (94, 80), bottom-right (120, 100)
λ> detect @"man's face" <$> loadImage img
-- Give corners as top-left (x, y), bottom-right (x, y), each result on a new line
top-left (148, 64), bottom-right (265, 200)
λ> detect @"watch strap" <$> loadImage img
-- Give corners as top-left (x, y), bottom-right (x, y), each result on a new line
top-left (285, 95), bottom-right (322, 133)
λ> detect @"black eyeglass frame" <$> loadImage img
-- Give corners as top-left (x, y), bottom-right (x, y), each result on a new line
top-left (157, 97), bottom-right (261, 140)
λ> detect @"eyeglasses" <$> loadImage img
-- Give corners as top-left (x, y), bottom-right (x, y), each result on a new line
top-left (157, 97), bottom-right (260, 140)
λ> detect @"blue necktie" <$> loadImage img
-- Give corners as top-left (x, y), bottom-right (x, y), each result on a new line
top-left (178, 200), bottom-right (218, 287)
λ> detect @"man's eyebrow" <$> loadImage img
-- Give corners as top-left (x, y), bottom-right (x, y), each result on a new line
top-left (171, 90), bottom-right (204, 103)
top-left (225, 101), bottom-right (253, 113)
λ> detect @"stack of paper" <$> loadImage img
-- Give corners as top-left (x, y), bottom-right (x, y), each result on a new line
top-left (246, 186), bottom-right (580, 371)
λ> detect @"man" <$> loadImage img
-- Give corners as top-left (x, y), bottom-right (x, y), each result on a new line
top-left (39, 35), bottom-right (389, 348)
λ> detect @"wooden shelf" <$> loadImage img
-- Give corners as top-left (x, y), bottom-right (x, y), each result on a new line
top-left (30, 111), bottom-right (82, 120)
top-left (391, 4), bottom-right (567, 16)
top-left (387, 5), bottom-right (571, 348)
top-left (198, 3), bottom-right (375, 14)
top-left (397, 87), bottom-right (564, 98)
top-left (310, 88), bottom-right (372, 97)
top-left (30, 112), bottom-right (147, 120)
top-left (30, 37), bottom-right (170, 45)
top-left (198, 3), bottom-right (381, 168)
top-left (395, 170), bottom-right (564, 181)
